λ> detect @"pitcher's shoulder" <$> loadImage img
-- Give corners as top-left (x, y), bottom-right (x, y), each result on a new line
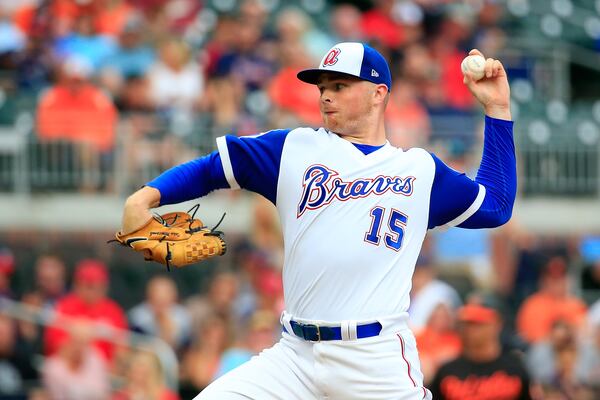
top-left (285, 126), bottom-right (331, 145)
top-left (399, 146), bottom-right (435, 164)
top-left (288, 126), bottom-right (328, 136)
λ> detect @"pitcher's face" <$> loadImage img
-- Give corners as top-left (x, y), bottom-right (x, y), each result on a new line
top-left (317, 73), bottom-right (376, 136)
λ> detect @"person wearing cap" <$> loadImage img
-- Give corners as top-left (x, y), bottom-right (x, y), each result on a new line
top-left (120, 41), bottom-right (516, 399)
top-left (44, 259), bottom-right (127, 363)
top-left (430, 301), bottom-right (532, 399)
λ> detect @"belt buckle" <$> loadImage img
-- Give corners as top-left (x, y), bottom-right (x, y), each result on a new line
top-left (303, 323), bottom-right (321, 342)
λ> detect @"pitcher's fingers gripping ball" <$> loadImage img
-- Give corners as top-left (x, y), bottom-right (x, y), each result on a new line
top-left (112, 205), bottom-right (226, 270)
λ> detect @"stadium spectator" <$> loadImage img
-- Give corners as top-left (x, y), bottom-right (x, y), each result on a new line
top-left (385, 78), bottom-right (431, 149)
top-left (589, 298), bottom-right (600, 331)
top-left (574, 314), bottom-right (600, 398)
top-left (52, 14), bottom-right (117, 72)
top-left (268, 41), bottom-right (322, 127)
top-left (329, 3), bottom-right (364, 43)
top-left (15, 254), bottom-right (66, 386)
top-left (508, 234), bottom-right (565, 312)
top-left (474, 26), bottom-right (507, 60)
top-left (581, 258), bottom-right (600, 292)
top-left (517, 256), bottom-right (588, 344)
top-left (213, 310), bottom-right (278, 379)
top-left (526, 319), bottom-right (581, 399)
top-left (428, 10), bottom-right (476, 110)
top-left (142, 0), bottom-right (201, 39)
top-left (146, 37), bottom-right (203, 116)
top-left (201, 70), bottom-right (245, 131)
top-left (27, 254), bottom-right (67, 311)
top-left (430, 300), bottom-right (532, 399)
top-left (200, 13), bottom-right (238, 77)
top-left (99, 13), bottom-right (156, 110)
top-left (13, 35), bottom-right (54, 93)
top-left (214, 17), bottom-right (275, 93)
top-left (42, 319), bottom-right (110, 400)
top-left (233, 247), bottom-right (273, 320)
top-left (186, 271), bottom-right (240, 337)
top-left (11, 1), bottom-right (49, 39)
top-left (112, 350), bottom-right (179, 400)
top-left (36, 56), bottom-right (118, 153)
top-left (238, 0), bottom-right (269, 33)
top-left (128, 275), bottom-right (192, 353)
top-left (409, 256), bottom-right (462, 333)
top-left (399, 42), bottom-right (446, 109)
top-left (48, 0), bottom-right (99, 25)
top-left (0, 246), bottom-right (14, 298)
top-left (0, 5), bottom-right (26, 62)
top-left (275, 7), bottom-right (331, 64)
top-left (199, 13), bottom-right (248, 131)
top-left (93, 0), bottom-right (136, 38)
top-left (253, 264), bottom-right (284, 316)
top-left (251, 196), bottom-right (284, 265)
top-left (44, 259), bottom-right (127, 364)
top-left (360, 0), bottom-right (405, 50)
top-left (140, 36), bottom-right (204, 158)
top-left (14, 292), bottom-right (44, 385)
top-left (415, 303), bottom-right (462, 385)
top-left (0, 314), bottom-right (27, 398)
top-left (179, 314), bottom-right (231, 394)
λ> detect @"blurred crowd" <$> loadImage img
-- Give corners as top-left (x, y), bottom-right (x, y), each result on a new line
top-left (0, 0), bottom-right (512, 191)
top-left (0, 0), bottom-right (599, 399)
top-left (1, 205), bottom-right (600, 399)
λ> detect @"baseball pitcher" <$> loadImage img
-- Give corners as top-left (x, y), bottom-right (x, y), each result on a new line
top-left (116, 42), bottom-right (516, 399)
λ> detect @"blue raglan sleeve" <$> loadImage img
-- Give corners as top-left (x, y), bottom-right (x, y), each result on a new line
top-left (216, 129), bottom-right (290, 204)
top-left (428, 116), bottom-right (516, 229)
top-left (145, 129), bottom-right (289, 206)
top-left (145, 151), bottom-right (229, 205)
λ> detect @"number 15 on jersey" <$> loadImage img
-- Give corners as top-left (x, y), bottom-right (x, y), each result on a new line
top-left (364, 207), bottom-right (408, 252)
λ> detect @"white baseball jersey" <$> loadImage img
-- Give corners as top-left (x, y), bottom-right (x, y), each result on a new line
top-left (217, 127), bottom-right (484, 322)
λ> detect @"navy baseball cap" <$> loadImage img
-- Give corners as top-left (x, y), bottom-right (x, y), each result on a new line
top-left (297, 42), bottom-right (392, 91)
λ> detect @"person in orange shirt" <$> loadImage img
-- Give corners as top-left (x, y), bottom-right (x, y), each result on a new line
top-left (416, 303), bottom-right (462, 385)
top-left (385, 79), bottom-right (431, 149)
top-left (268, 41), bottom-right (322, 127)
top-left (37, 56), bottom-right (117, 153)
top-left (516, 256), bottom-right (588, 344)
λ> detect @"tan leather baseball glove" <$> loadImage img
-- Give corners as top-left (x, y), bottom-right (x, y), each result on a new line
top-left (112, 205), bottom-right (226, 270)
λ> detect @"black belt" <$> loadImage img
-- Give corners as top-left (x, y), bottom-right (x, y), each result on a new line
top-left (283, 320), bottom-right (382, 341)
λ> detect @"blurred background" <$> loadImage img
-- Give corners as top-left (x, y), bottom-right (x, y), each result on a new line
top-left (0, 0), bottom-right (599, 399)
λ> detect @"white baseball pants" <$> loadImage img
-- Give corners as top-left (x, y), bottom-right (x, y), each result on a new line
top-left (195, 313), bottom-right (432, 400)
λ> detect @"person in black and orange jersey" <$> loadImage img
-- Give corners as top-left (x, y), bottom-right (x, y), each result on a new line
top-left (430, 297), bottom-right (532, 400)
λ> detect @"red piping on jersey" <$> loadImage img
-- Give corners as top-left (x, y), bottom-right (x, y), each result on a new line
top-left (397, 334), bottom-right (428, 399)
top-left (397, 334), bottom-right (417, 387)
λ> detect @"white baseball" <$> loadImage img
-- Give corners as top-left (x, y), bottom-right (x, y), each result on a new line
top-left (461, 55), bottom-right (486, 81)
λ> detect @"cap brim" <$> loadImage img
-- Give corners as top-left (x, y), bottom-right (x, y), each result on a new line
top-left (297, 69), bottom-right (324, 84)
top-left (297, 69), bottom-right (361, 85)
top-left (458, 305), bottom-right (499, 324)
